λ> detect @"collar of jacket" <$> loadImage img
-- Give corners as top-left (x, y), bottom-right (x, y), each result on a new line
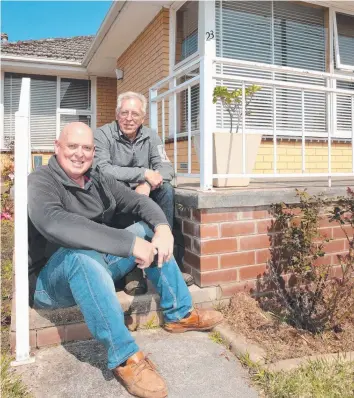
top-left (48, 155), bottom-right (94, 188)
top-left (114, 121), bottom-right (149, 144)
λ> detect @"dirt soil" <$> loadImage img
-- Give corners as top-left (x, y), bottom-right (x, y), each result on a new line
top-left (222, 292), bottom-right (354, 363)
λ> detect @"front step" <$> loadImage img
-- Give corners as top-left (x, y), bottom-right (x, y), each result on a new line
top-left (10, 283), bottom-right (227, 352)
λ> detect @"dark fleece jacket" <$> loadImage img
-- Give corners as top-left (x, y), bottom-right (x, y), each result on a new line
top-left (28, 156), bottom-right (169, 306)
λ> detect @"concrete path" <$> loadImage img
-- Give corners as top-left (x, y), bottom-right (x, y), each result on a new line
top-left (16, 329), bottom-right (259, 398)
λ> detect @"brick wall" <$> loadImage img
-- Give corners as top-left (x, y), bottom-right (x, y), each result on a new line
top-left (116, 8), bottom-right (170, 126)
top-left (96, 77), bottom-right (117, 127)
top-left (177, 205), bottom-right (352, 299)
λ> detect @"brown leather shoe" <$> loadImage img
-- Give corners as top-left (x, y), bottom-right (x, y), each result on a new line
top-left (163, 308), bottom-right (223, 333)
top-left (113, 352), bottom-right (168, 398)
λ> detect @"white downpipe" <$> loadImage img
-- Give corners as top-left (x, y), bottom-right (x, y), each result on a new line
top-left (149, 88), bottom-right (158, 134)
top-left (12, 77), bottom-right (35, 366)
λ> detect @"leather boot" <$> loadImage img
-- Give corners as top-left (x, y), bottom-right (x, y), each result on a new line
top-left (114, 352), bottom-right (168, 398)
top-left (164, 308), bottom-right (223, 333)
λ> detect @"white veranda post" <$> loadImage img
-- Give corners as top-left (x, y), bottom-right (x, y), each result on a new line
top-left (12, 77), bottom-right (35, 366)
top-left (198, 0), bottom-right (216, 191)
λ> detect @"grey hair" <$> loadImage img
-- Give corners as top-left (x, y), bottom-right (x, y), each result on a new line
top-left (116, 91), bottom-right (147, 115)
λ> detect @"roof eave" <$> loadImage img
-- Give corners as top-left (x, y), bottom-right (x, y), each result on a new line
top-left (82, 1), bottom-right (127, 67)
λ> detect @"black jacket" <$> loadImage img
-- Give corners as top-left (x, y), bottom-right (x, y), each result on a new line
top-left (28, 156), bottom-right (168, 305)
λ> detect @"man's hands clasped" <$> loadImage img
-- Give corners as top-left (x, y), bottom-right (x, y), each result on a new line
top-left (132, 224), bottom-right (174, 269)
top-left (144, 169), bottom-right (163, 190)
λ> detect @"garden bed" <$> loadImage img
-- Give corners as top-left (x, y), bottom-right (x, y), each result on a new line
top-left (222, 291), bottom-right (354, 363)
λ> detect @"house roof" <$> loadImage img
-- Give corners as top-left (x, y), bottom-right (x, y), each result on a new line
top-left (1, 36), bottom-right (94, 62)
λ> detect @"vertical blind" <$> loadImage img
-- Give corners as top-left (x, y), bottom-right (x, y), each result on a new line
top-left (3, 73), bottom-right (91, 150)
top-left (215, 1), bottom-right (328, 134)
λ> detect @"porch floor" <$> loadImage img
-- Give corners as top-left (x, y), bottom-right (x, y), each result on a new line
top-left (176, 177), bottom-right (353, 191)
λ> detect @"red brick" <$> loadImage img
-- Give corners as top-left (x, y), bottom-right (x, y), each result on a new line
top-left (183, 220), bottom-right (197, 236)
top-left (65, 323), bottom-right (92, 342)
top-left (196, 238), bottom-right (238, 255)
top-left (200, 224), bottom-right (219, 239)
top-left (332, 225), bottom-right (353, 239)
top-left (37, 326), bottom-right (65, 347)
top-left (184, 250), bottom-right (219, 271)
top-left (193, 209), bottom-right (238, 223)
top-left (220, 252), bottom-right (255, 268)
top-left (256, 219), bottom-right (273, 234)
top-left (255, 249), bottom-right (271, 264)
top-left (221, 221), bottom-right (255, 237)
top-left (322, 239), bottom-right (346, 253)
top-left (239, 235), bottom-right (270, 251)
top-left (239, 209), bottom-right (269, 220)
top-left (199, 269), bottom-right (238, 286)
top-left (220, 281), bottom-right (256, 298)
top-left (184, 235), bottom-right (192, 250)
top-left (313, 254), bottom-right (332, 267)
top-left (239, 264), bottom-right (267, 281)
top-left (318, 217), bottom-right (333, 228)
top-left (318, 227), bottom-right (333, 239)
top-left (331, 252), bottom-right (348, 265)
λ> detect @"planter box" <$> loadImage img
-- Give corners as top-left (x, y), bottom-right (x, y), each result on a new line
top-left (194, 133), bottom-right (262, 187)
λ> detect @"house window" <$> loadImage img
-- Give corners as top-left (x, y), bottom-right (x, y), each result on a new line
top-left (3, 73), bottom-right (92, 150)
top-left (215, 1), bottom-right (327, 135)
top-left (334, 12), bottom-right (354, 71)
top-left (175, 1), bottom-right (198, 65)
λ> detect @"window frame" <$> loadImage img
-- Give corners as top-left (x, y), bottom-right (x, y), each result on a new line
top-left (171, 0), bottom-right (200, 72)
top-left (333, 9), bottom-right (354, 72)
top-left (1, 73), bottom-right (96, 151)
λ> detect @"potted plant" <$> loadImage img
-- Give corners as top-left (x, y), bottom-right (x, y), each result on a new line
top-left (194, 84), bottom-right (262, 187)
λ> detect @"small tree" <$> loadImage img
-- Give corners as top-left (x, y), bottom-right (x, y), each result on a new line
top-left (212, 84), bottom-right (261, 133)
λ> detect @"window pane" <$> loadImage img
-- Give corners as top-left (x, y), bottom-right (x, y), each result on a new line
top-left (175, 1), bottom-right (198, 64)
top-left (336, 13), bottom-right (354, 66)
top-left (60, 114), bottom-right (91, 132)
top-left (3, 73), bottom-right (21, 146)
top-left (274, 2), bottom-right (326, 71)
top-left (60, 78), bottom-right (91, 110)
top-left (30, 76), bottom-right (57, 149)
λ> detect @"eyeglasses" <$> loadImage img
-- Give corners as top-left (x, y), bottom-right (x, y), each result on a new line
top-left (118, 111), bottom-right (143, 122)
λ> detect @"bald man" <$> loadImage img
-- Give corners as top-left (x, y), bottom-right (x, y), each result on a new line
top-left (28, 122), bottom-right (223, 398)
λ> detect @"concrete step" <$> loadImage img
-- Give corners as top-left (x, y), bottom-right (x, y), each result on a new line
top-left (10, 282), bottom-right (227, 352)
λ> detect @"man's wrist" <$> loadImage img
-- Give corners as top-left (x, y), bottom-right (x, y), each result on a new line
top-left (155, 223), bottom-right (171, 233)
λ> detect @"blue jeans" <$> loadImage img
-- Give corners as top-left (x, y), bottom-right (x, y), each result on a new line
top-left (150, 182), bottom-right (175, 228)
top-left (33, 222), bottom-right (192, 370)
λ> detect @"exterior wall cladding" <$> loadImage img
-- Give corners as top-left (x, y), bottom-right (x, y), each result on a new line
top-left (177, 205), bottom-right (353, 298)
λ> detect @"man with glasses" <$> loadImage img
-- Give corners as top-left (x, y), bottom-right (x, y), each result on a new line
top-left (94, 92), bottom-right (193, 295)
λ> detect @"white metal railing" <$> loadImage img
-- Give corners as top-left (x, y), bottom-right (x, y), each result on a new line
top-left (149, 56), bottom-right (354, 190)
top-left (11, 78), bottom-right (34, 366)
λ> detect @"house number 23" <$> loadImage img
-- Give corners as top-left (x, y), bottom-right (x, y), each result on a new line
top-left (206, 30), bottom-right (215, 41)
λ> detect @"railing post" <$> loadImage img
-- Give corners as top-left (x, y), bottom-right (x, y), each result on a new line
top-left (12, 77), bottom-right (35, 366)
top-left (149, 88), bottom-right (158, 135)
top-left (199, 56), bottom-right (214, 190)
